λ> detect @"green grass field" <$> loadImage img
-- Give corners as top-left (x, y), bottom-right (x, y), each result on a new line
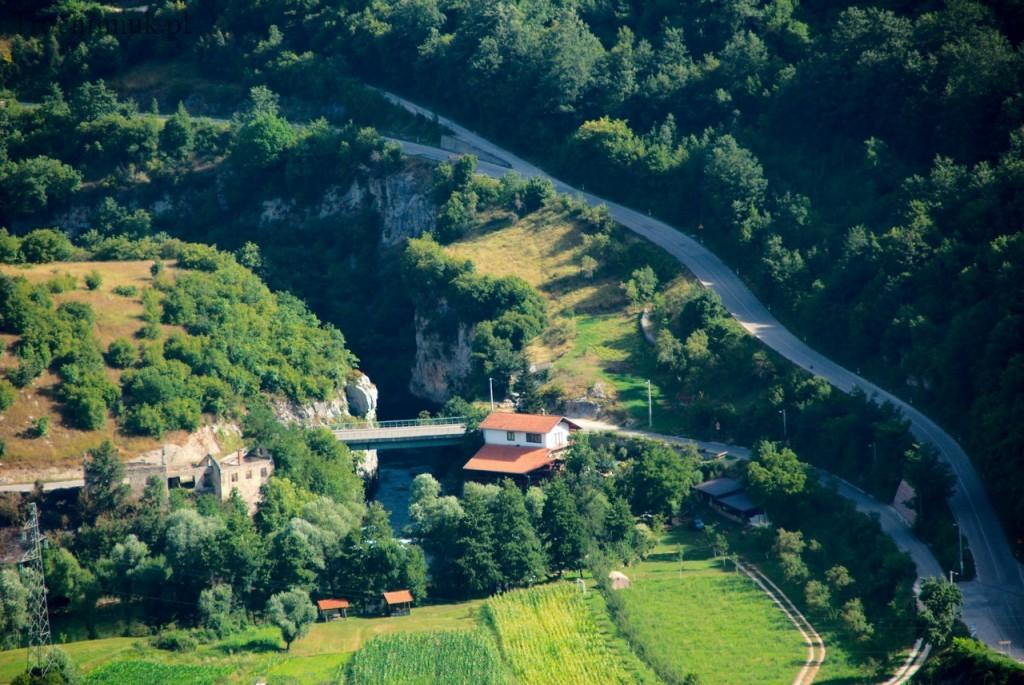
top-left (608, 528), bottom-right (806, 685)
top-left (611, 527), bottom-right (875, 685)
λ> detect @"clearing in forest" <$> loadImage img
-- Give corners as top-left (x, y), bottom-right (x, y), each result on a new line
top-left (447, 206), bottom-right (691, 429)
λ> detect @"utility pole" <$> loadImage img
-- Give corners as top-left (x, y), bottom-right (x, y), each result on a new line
top-left (646, 380), bottom-right (653, 428)
top-left (955, 522), bottom-right (964, 577)
top-left (779, 407), bottom-right (788, 441)
top-left (21, 503), bottom-right (54, 676)
top-left (488, 377), bottom-right (495, 411)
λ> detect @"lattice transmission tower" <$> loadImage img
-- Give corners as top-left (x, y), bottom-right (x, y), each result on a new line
top-left (20, 502), bottom-right (54, 676)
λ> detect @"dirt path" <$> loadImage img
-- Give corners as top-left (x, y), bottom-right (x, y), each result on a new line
top-left (735, 560), bottom-right (825, 685)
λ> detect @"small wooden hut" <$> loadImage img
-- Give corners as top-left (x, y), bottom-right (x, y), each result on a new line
top-left (316, 598), bottom-right (349, 621)
top-left (383, 589), bottom-right (413, 616)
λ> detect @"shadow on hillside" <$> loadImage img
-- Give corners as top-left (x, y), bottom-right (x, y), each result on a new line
top-left (215, 635), bottom-right (281, 655)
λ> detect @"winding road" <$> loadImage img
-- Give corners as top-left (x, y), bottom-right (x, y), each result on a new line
top-left (380, 91), bottom-right (1024, 658)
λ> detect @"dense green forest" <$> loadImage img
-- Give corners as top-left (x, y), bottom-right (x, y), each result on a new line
top-left (7, 0), bottom-right (1011, 554)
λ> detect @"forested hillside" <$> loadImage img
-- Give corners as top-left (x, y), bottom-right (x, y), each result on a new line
top-left (340, 0), bottom-right (1024, 552)
top-left (12, 0), bottom-right (1012, 551)
top-left (0, 237), bottom-right (358, 462)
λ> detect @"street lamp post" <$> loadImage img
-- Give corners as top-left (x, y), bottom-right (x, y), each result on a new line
top-left (779, 408), bottom-right (788, 440)
top-left (647, 380), bottom-right (653, 428)
top-left (489, 377), bottom-right (495, 410)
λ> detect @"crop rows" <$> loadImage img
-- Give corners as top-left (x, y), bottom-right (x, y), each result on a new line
top-left (346, 629), bottom-right (507, 685)
top-left (483, 584), bottom-right (634, 685)
top-left (83, 660), bottom-right (230, 685)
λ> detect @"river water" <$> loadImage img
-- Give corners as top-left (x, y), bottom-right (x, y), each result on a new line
top-left (366, 445), bottom-right (466, 534)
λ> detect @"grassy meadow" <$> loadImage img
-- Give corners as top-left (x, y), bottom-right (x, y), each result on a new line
top-left (609, 527), bottom-right (874, 685)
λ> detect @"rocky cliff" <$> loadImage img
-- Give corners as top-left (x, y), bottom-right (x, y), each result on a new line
top-left (272, 371), bottom-right (379, 425)
top-left (408, 306), bottom-right (474, 404)
top-left (317, 166), bottom-right (436, 246)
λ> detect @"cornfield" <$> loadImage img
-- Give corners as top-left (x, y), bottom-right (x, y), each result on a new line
top-left (84, 660), bottom-right (230, 685)
top-left (346, 629), bottom-right (508, 685)
top-left (483, 584), bottom-right (634, 685)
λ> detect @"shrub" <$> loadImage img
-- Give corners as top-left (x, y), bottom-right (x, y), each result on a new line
top-left (20, 229), bottom-right (73, 263)
top-left (31, 416), bottom-right (50, 438)
top-left (0, 229), bottom-right (22, 264)
top-left (105, 339), bottom-right (139, 369)
top-left (0, 380), bottom-right (16, 411)
top-left (8, 358), bottom-right (44, 388)
top-left (138, 322), bottom-right (161, 340)
top-left (112, 285), bottom-right (137, 297)
top-left (46, 273), bottom-right (78, 293)
top-left (84, 270), bottom-right (103, 290)
top-left (152, 629), bottom-right (198, 652)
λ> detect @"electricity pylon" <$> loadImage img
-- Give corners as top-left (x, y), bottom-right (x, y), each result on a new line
top-left (20, 503), bottom-right (54, 676)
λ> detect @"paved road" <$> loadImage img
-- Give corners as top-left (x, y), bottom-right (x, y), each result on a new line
top-left (0, 479), bottom-right (84, 493)
top-left (381, 91), bottom-right (1024, 656)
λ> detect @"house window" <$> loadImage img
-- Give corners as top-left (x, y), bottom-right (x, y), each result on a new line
top-left (231, 473), bottom-right (238, 483)
top-left (526, 432), bottom-right (542, 444)
top-left (506, 431), bottom-right (516, 441)
top-left (260, 467), bottom-right (268, 478)
top-left (246, 470), bottom-right (252, 480)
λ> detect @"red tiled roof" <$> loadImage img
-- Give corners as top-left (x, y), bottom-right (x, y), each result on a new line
top-left (463, 444), bottom-right (555, 475)
top-left (383, 590), bottom-right (413, 604)
top-left (479, 412), bottom-right (578, 433)
top-left (316, 598), bottom-right (349, 610)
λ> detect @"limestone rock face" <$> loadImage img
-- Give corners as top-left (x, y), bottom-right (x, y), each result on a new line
top-left (564, 399), bottom-right (601, 419)
top-left (408, 308), bottom-right (473, 404)
top-left (321, 167), bottom-right (435, 245)
top-left (563, 383), bottom-right (613, 419)
top-left (355, 449), bottom-right (379, 479)
top-left (344, 372), bottom-right (379, 420)
top-left (271, 393), bottom-right (349, 426)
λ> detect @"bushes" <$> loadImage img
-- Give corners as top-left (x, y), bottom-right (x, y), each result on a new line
top-left (46, 273), bottom-right (78, 293)
top-left (105, 339), bottom-right (138, 369)
top-left (19, 228), bottom-right (74, 263)
top-left (915, 638), bottom-right (1024, 685)
top-left (152, 628), bottom-right (198, 652)
top-left (0, 380), bottom-right (15, 411)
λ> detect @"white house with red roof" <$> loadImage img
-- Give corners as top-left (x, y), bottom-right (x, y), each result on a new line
top-left (464, 412), bottom-right (580, 480)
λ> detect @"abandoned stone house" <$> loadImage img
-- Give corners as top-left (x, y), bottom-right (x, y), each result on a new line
top-left (117, 448), bottom-right (275, 514)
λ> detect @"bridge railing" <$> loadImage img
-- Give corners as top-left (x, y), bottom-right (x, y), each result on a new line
top-left (333, 416), bottom-right (467, 431)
